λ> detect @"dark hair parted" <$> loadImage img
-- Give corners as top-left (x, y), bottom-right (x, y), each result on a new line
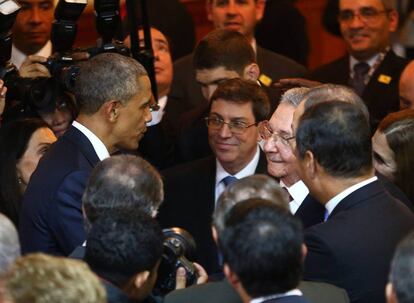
top-left (389, 231), bottom-right (414, 303)
top-left (193, 29), bottom-right (256, 74)
top-left (219, 198), bottom-right (303, 297)
top-left (0, 118), bottom-right (50, 226)
top-left (75, 53), bottom-right (148, 115)
top-left (377, 109), bottom-right (414, 202)
top-left (82, 155), bottom-right (163, 226)
top-left (84, 209), bottom-right (163, 288)
top-left (209, 78), bottom-right (270, 121)
top-left (296, 101), bottom-right (372, 178)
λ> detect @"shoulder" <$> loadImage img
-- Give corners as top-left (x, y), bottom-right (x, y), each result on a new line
top-left (162, 156), bottom-right (215, 180)
top-left (299, 281), bottom-right (350, 303)
top-left (257, 47), bottom-right (306, 76)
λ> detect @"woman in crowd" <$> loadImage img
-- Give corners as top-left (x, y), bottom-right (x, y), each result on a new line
top-left (0, 119), bottom-right (57, 226)
top-left (372, 109), bottom-right (414, 204)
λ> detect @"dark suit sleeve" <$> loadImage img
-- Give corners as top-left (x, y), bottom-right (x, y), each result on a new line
top-left (50, 170), bottom-right (88, 255)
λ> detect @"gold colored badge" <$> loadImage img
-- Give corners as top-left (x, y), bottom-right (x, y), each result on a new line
top-left (259, 74), bottom-right (272, 87)
top-left (378, 74), bottom-right (391, 84)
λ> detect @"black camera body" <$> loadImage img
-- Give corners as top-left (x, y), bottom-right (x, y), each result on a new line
top-left (154, 228), bottom-right (198, 296)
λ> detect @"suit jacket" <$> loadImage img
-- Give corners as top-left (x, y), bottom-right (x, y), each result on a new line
top-left (167, 47), bottom-right (306, 124)
top-left (19, 126), bottom-right (100, 255)
top-left (307, 51), bottom-right (409, 131)
top-left (304, 180), bottom-right (414, 303)
top-left (157, 151), bottom-right (268, 274)
top-left (164, 279), bottom-right (349, 303)
top-left (295, 194), bottom-right (325, 229)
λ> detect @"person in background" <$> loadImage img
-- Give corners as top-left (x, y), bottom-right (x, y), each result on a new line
top-left (372, 109), bottom-right (414, 205)
top-left (0, 118), bottom-right (56, 226)
top-left (1, 253), bottom-right (106, 303)
top-left (0, 214), bottom-right (20, 275)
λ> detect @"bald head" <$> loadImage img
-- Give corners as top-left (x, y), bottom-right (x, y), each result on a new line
top-left (399, 61), bottom-right (414, 110)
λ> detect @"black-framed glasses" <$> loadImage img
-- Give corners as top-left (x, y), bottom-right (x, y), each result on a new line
top-left (258, 120), bottom-right (295, 146)
top-left (205, 116), bottom-right (258, 134)
top-left (338, 7), bottom-right (391, 24)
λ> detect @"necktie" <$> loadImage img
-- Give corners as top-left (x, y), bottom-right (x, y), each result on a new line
top-left (323, 209), bottom-right (329, 222)
top-left (222, 176), bottom-right (238, 187)
top-left (350, 62), bottom-right (370, 96)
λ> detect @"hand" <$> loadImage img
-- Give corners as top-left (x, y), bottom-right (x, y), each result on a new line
top-left (274, 78), bottom-right (322, 92)
top-left (0, 79), bottom-right (7, 116)
top-left (19, 55), bottom-right (51, 78)
top-left (174, 262), bottom-right (208, 290)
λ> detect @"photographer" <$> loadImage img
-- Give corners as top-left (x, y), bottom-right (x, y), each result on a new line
top-left (85, 209), bottom-right (207, 303)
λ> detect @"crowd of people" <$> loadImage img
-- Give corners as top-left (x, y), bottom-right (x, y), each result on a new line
top-left (1, 0), bottom-right (414, 303)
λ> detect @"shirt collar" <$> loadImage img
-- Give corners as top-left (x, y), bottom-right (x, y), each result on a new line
top-left (250, 289), bottom-right (303, 303)
top-left (11, 40), bottom-right (52, 69)
top-left (72, 120), bottom-right (110, 161)
top-left (325, 176), bottom-right (378, 216)
top-left (147, 95), bottom-right (168, 127)
top-left (349, 53), bottom-right (380, 71)
top-left (281, 180), bottom-right (310, 214)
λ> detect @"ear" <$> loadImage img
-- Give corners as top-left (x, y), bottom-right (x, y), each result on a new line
top-left (206, 0), bottom-right (213, 22)
top-left (255, 0), bottom-right (266, 22)
top-left (301, 244), bottom-right (308, 263)
top-left (243, 63), bottom-right (260, 82)
top-left (223, 264), bottom-right (240, 289)
top-left (134, 271), bottom-right (150, 289)
top-left (387, 10), bottom-right (399, 33)
top-left (303, 150), bottom-right (316, 179)
top-left (385, 282), bottom-right (398, 303)
top-left (102, 100), bottom-right (121, 123)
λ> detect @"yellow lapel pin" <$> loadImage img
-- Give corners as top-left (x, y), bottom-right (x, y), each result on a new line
top-left (378, 74), bottom-right (392, 84)
top-left (259, 74), bottom-right (272, 87)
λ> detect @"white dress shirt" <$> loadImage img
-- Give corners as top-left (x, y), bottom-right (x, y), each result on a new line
top-left (147, 95), bottom-right (168, 126)
top-left (11, 41), bottom-right (52, 69)
top-left (72, 120), bottom-right (110, 161)
top-left (250, 289), bottom-right (303, 303)
top-left (281, 180), bottom-right (310, 214)
top-left (215, 146), bottom-right (260, 204)
top-left (325, 176), bottom-right (378, 217)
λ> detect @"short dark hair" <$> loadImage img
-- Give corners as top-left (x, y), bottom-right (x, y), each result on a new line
top-left (213, 175), bottom-right (289, 234)
top-left (0, 118), bottom-right (50, 226)
top-left (82, 155), bottom-right (163, 226)
top-left (75, 53), bottom-right (148, 114)
top-left (377, 109), bottom-right (414, 202)
top-left (219, 198), bottom-right (303, 297)
top-left (209, 78), bottom-right (270, 122)
top-left (296, 101), bottom-right (372, 178)
top-left (84, 209), bottom-right (163, 288)
top-left (389, 231), bottom-right (414, 303)
top-left (193, 29), bottom-right (256, 74)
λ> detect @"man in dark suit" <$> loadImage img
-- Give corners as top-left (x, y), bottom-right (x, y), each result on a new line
top-left (19, 53), bottom-right (153, 256)
top-left (167, 0), bottom-right (306, 124)
top-left (261, 87), bottom-right (325, 228)
top-left (220, 199), bottom-right (311, 303)
top-left (294, 101), bottom-right (414, 303)
top-left (306, 0), bottom-right (409, 131)
top-left (158, 78), bottom-right (270, 274)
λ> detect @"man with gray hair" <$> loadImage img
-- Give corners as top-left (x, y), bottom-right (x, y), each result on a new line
top-left (69, 154), bottom-right (164, 259)
top-left (0, 214), bottom-right (20, 275)
top-left (20, 52), bottom-right (153, 256)
top-left (261, 87), bottom-right (325, 228)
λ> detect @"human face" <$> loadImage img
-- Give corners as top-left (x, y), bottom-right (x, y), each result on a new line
top-left (399, 63), bottom-right (414, 110)
top-left (196, 67), bottom-right (240, 100)
top-left (338, 0), bottom-right (397, 60)
top-left (263, 103), bottom-right (299, 186)
top-left (208, 99), bottom-right (259, 174)
top-left (16, 127), bottom-right (57, 190)
top-left (12, 0), bottom-right (54, 55)
top-left (124, 28), bottom-right (173, 98)
top-left (206, 0), bottom-right (265, 42)
top-left (372, 130), bottom-right (396, 181)
top-left (112, 76), bottom-right (152, 151)
top-left (39, 103), bottom-right (73, 137)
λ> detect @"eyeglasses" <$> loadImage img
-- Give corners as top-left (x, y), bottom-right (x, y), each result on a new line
top-left (205, 116), bottom-right (258, 135)
top-left (338, 7), bottom-right (391, 24)
top-left (258, 121), bottom-right (295, 146)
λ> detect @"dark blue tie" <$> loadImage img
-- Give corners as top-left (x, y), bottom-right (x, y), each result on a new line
top-left (350, 62), bottom-right (370, 96)
top-left (222, 176), bottom-right (238, 187)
